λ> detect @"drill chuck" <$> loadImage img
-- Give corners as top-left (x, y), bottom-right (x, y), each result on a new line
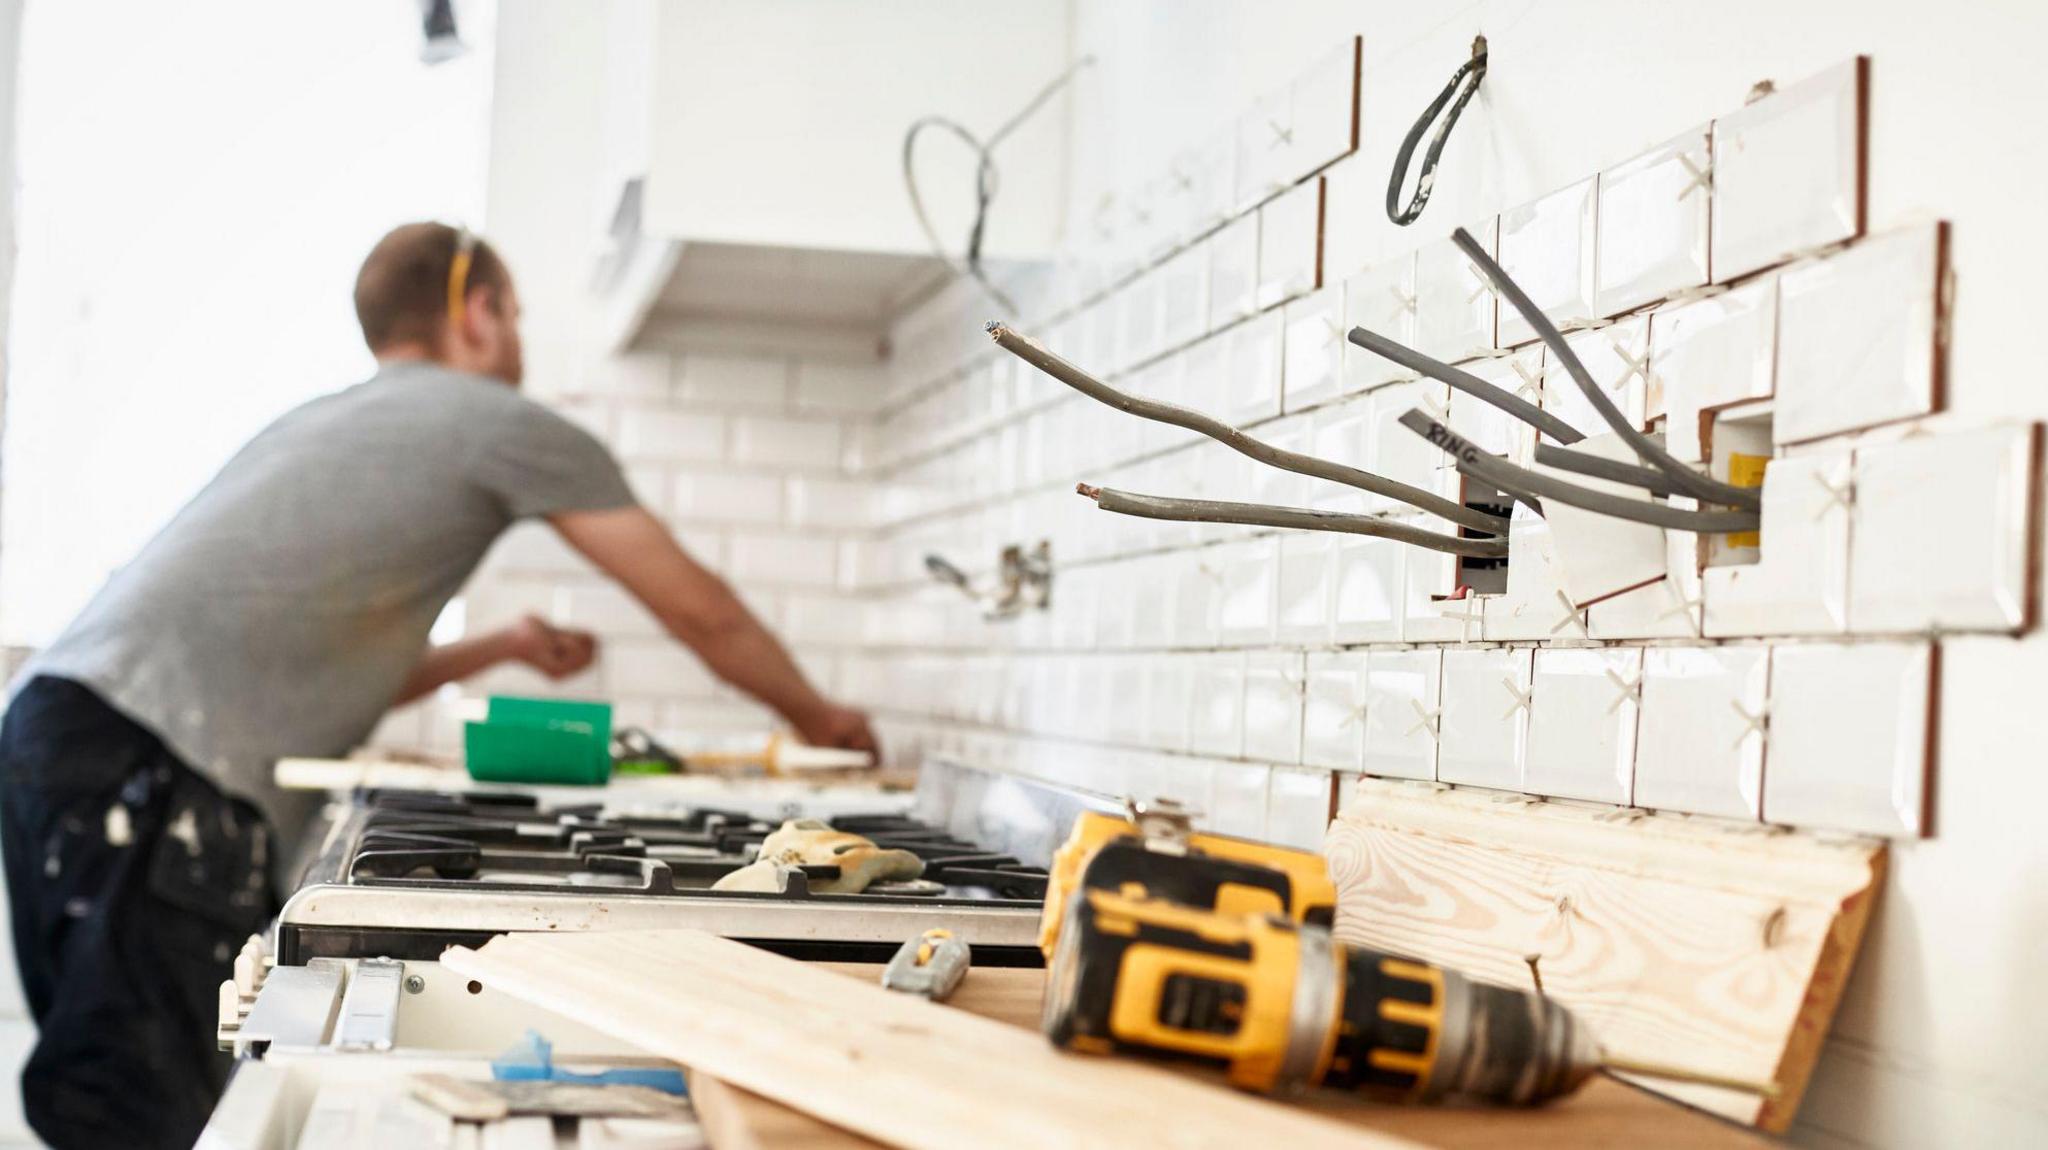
top-left (1046, 889), bottom-right (1601, 1106)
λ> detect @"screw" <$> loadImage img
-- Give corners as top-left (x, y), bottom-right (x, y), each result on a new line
top-left (404, 975), bottom-right (425, 994)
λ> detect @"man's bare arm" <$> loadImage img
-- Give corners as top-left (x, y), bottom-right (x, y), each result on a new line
top-left (392, 615), bottom-right (598, 705)
top-left (549, 506), bottom-right (876, 751)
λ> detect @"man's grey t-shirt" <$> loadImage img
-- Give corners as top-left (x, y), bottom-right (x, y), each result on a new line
top-left (28, 361), bottom-right (637, 835)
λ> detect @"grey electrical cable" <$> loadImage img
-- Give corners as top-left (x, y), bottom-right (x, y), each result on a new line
top-left (1531, 444), bottom-right (1684, 498)
top-left (1077, 484), bottom-right (1508, 559)
top-left (904, 56), bottom-right (1097, 313)
top-left (1396, 410), bottom-right (1762, 534)
top-left (1450, 227), bottom-right (1764, 513)
top-left (988, 322), bottom-right (1509, 535)
top-left (1345, 326), bottom-right (1585, 444)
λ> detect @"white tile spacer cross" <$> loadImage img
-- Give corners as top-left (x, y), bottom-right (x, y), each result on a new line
top-left (1279, 669), bottom-right (1309, 697)
top-left (1389, 284), bottom-right (1418, 314)
top-left (1604, 668), bottom-right (1643, 714)
top-left (1170, 163), bottom-right (1195, 193)
top-left (1509, 358), bottom-right (1544, 400)
top-left (1676, 152), bottom-right (1713, 199)
top-left (1337, 700), bottom-right (1369, 730)
top-left (1731, 701), bottom-right (1769, 749)
top-left (1406, 699), bottom-right (1442, 740)
top-left (1500, 676), bottom-right (1534, 721)
top-left (1321, 314), bottom-right (1344, 347)
top-left (1421, 392), bottom-right (1452, 424)
top-left (1198, 562), bottom-right (1227, 585)
top-left (1466, 263), bottom-right (1497, 304)
top-left (1549, 591), bottom-right (1591, 636)
top-left (1657, 589), bottom-right (1705, 633)
top-left (1610, 338), bottom-right (1653, 391)
top-left (1811, 472), bottom-right (1855, 518)
top-left (1268, 119), bottom-right (1294, 147)
top-left (1437, 603), bottom-right (1485, 644)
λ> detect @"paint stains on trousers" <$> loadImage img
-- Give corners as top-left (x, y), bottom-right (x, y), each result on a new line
top-left (0, 676), bottom-right (277, 1150)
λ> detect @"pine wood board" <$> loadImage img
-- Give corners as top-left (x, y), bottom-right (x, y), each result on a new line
top-left (1323, 779), bottom-right (1885, 1132)
top-left (689, 965), bottom-right (1766, 1150)
top-left (439, 929), bottom-right (1409, 1150)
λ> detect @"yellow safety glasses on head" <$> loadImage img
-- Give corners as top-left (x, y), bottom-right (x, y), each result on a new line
top-left (447, 225), bottom-right (478, 327)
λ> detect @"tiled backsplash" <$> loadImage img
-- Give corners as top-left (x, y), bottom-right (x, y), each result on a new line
top-left (839, 51), bottom-right (2038, 849)
top-left (372, 350), bottom-right (883, 753)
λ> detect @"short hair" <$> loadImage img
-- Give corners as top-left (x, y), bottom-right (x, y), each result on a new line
top-left (353, 222), bottom-right (511, 352)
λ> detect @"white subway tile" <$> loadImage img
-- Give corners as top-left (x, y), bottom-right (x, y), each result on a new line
top-left (1265, 767), bottom-right (1335, 849)
top-left (1647, 275), bottom-right (1776, 461)
top-left (786, 476), bottom-right (869, 529)
top-left (603, 640), bottom-right (719, 699)
top-left (1533, 432), bottom-right (1670, 608)
top-left (1703, 450), bottom-right (1852, 637)
top-left (1524, 647), bottom-right (1641, 804)
top-left (1711, 57), bottom-right (1865, 282)
top-left (1633, 645), bottom-right (1768, 819)
top-left (552, 582), bottom-right (664, 639)
top-left (678, 353), bottom-right (790, 409)
top-left (1482, 506), bottom-right (1580, 642)
top-left (484, 523), bottom-right (598, 577)
top-left (1437, 647), bottom-right (1532, 791)
top-left (1145, 657), bottom-right (1194, 753)
top-left (1281, 285), bottom-right (1346, 412)
top-left (1215, 537), bottom-right (1279, 646)
top-left (1765, 641), bottom-right (1933, 836)
top-left (1362, 648), bottom-right (1441, 781)
top-left (1497, 176), bottom-right (1598, 346)
top-left (1340, 254), bottom-right (1420, 393)
top-left (1255, 177), bottom-right (1323, 310)
top-left (1849, 425), bottom-right (2036, 634)
top-left (730, 415), bottom-right (844, 470)
top-left (615, 409), bottom-right (726, 463)
top-left (1242, 651), bottom-right (1306, 764)
top-left (671, 470), bottom-right (783, 525)
top-left (793, 360), bottom-right (887, 414)
top-left (1452, 349), bottom-right (1541, 461)
top-left (1302, 650), bottom-right (1367, 771)
top-left (1594, 125), bottom-right (1712, 316)
top-left (1330, 534), bottom-right (1405, 644)
top-left (1413, 219), bottom-right (1497, 363)
top-left (576, 352), bottom-right (673, 401)
top-left (783, 593), bottom-right (865, 646)
top-left (1157, 242), bottom-right (1210, 352)
top-left (1208, 761), bottom-right (1271, 838)
top-left (1225, 309), bottom-right (1286, 425)
top-left (1546, 317), bottom-right (1649, 449)
top-left (622, 463), bottom-right (670, 515)
top-left (1774, 224), bottom-right (1945, 446)
top-left (1275, 533), bottom-right (1335, 644)
top-left (1206, 213), bottom-right (1261, 330)
top-left (1188, 652), bottom-right (1246, 758)
top-left (727, 531), bottom-right (839, 588)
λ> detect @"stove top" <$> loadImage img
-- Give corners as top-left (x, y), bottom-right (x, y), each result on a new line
top-left (274, 762), bottom-right (1100, 967)
top-left (345, 790), bottom-right (1050, 903)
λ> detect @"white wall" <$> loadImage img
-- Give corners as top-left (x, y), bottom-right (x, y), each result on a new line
top-left (859, 2), bottom-right (2048, 1146)
top-left (476, 2), bottom-right (2048, 1144)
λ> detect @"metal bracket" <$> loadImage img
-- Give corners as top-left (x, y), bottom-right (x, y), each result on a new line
top-left (924, 541), bottom-right (1054, 621)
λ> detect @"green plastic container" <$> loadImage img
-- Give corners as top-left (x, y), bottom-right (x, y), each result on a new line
top-left (464, 696), bottom-right (613, 785)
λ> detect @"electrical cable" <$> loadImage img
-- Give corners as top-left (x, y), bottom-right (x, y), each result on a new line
top-left (1396, 409), bottom-right (1762, 534)
top-left (1449, 227), bottom-right (1764, 513)
top-left (988, 322), bottom-right (1510, 535)
top-left (1531, 443), bottom-right (1683, 498)
top-left (1345, 325), bottom-right (1584, 444)
top-left (1077, 485), bottom-right (1508, 559)
top-left (903, 56), bottom-right (1097, 313)
top-left (1386, 36), bottom-right (1488, 226)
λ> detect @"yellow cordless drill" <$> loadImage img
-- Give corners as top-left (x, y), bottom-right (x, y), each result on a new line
top-left (1039, 799), bottom-right (1767, 1106)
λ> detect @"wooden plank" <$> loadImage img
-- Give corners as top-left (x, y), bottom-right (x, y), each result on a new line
top-left (441, 930), bottom-right (1409, 1150)
top-left (695, 965), bottom-right (1767, 1150)
top-left (1323, 779), bottom-right (1885, 1132)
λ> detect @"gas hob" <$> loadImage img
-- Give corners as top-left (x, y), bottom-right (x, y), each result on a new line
top-left (276, 760), bottom-right (1104, 967)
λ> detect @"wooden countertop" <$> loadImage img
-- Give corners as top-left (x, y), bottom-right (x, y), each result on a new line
top-left (688, 963), bottom-right (1770, 1150)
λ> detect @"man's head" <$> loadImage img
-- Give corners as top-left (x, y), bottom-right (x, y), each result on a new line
top-left (354, 222), bottom-right (524, 386)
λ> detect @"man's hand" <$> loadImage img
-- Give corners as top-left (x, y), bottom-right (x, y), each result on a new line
top-left (796, 703), bottom-right (881, 757)
top-left (505, 614), bottom-right (598, 680)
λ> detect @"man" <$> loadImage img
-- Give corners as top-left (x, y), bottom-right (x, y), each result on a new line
top-left (0, 222), bottom-right (877, 1148)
